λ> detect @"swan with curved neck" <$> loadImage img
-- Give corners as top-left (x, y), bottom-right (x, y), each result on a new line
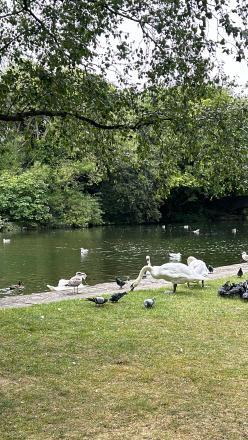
top-left (130, 262), bottom-right (207, 293)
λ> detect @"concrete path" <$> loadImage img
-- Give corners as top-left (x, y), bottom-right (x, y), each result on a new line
top-left (0, 262), bottom-right (247, 309)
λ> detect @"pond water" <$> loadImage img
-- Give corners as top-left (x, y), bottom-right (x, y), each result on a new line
top-left (0, 221), bottom-right (248, 296)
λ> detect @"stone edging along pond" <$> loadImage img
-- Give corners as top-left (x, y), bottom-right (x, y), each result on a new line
top-left (0, 262), bottom-right (247, 309)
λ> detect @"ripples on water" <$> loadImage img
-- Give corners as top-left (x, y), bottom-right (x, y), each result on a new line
top-left (0, 221), bottom-right (248, 295)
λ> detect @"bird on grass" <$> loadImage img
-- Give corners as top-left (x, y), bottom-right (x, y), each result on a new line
top-left (116, 277), bottom-right (126, 289)
top-left (144, 298), bottom-right (156, 308)
top-left (130, 262), bottom-right (206, 294)
top-left (86, 297), bottom-right (108, 305)
top-left (65, 272), bottom-right (86, 293)
top-left (193, 229), bottom-right (200, 235)
top-left (187, 256), bottom-right (209, 287)
top-left (237, 267), bottom-right (243, 278)
top-left (109, 291), bottom-right (128, 303)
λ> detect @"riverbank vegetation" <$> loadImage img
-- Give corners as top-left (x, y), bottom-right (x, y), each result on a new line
top-left (0, 1), bottom-right (248, 229)
top-left (1, 275), bottom-right (248, 439)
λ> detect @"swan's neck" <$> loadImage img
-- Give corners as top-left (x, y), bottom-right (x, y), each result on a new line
top-left (134, 265), bottom-right (152, 286)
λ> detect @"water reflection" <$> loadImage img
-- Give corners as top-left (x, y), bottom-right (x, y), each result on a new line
top-left (0, 221), bottom-right (247, 296)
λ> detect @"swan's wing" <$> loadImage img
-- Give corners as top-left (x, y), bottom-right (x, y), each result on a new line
top-left (158, 263), bottom-right (206, 281)
top-left (189, 260), bottom-right (209, 276)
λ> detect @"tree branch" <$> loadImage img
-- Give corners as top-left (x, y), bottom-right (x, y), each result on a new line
top-left (0, 109), bottom-right (171, 130)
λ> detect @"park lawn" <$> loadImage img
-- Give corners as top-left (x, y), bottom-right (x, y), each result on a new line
top-left (0, 276), bottom-right (248, 440)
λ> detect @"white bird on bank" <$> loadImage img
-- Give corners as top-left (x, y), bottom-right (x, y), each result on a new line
top-left (187, 256), bottom-right (209, 286)
top-left (3, 238), bottom-right (11, 244)
top-left (232, 228), bottom-right (237, 234)
top-left (65, 272), bottom-right (87, 293)
top-left (130, 262), bottom-right (207, 294)
top-left (183, 225), bottom-right (189, 230)
top-left (242, 252), bottom-right (248, 262)
top-left (47, 272), bottom-right (87, 292)
top-left (193, 229), bottom-right (200, 235)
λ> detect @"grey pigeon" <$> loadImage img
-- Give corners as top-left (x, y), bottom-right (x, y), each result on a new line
top-left (86, 296), bottom-right (108, 305)
top-left (109, 291), bottom-right (128, 303)
top-left (144, 298), bottom-right (156, 308)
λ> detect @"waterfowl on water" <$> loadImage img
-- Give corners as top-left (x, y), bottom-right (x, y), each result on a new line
top-left (169, 252), bottom-right (182, 262)
top-left (130, 262), bottom-right (207, 294)
top-left (80, 248), bottom-right (89, 255)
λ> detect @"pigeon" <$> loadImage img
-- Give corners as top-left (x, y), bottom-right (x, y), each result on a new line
top-left (237, 267), bottom-right (243, 278)
top-left (86, 296), bottom-right (108, 305)
top-left (208, 265), bottom-right (214, 273)
top-left (65, 272), bottom-right (86, 293)
top-left (143, 298), bottom-right (156, 308)
top-left (115, 277), bottom-right (126, 289)
top-left (109, 291), bottom-right (128, 303)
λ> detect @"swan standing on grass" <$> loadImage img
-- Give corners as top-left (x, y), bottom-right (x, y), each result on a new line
top-left (130, 262), bottom-right (207, 293)
top-left (187, 256), bottom-right (209, 287)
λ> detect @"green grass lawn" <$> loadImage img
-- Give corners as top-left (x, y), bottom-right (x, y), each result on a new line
top-left (1, 276), bottom-right (248, 440)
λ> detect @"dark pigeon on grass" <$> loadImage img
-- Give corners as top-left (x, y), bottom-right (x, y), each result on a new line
top-left (115, 277), bottom-right (126, 289)
top-left (143, 298), bottom-right (156, 308)
top-left (237, 267), bottom-right (243, 278)
top-left (109, 291), bottom-right (128, 303)
top-left (86, 297), bottom-right (108, 305)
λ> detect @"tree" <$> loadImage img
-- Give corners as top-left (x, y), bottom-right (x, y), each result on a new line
top-left (0, 0), bottom-right (247, 127)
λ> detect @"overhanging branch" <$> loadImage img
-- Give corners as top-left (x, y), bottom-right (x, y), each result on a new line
top-left (0, 109), bottom-right (171, 130)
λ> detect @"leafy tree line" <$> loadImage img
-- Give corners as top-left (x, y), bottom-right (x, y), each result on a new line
top-left (0, 1), bottom-right (247, 228)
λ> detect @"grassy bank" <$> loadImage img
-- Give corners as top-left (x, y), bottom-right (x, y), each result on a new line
top-left (1, 276), bottom-right (248, 440)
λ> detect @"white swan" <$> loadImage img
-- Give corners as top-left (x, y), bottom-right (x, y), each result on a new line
top-left (80, 248), bottom-right (89, 255)
top-left (169, 252), bottom-right (182, 262)
top-left (47, 272), bottom-right (87, 292)
top-left (187, 256), bottom-right (209, 286)
top-left (242, 252), bottom-right (248, 262)
top-left (130, 262), bottom-right (207, 293)
top-left (3, 238), bottom-right (11, 244)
